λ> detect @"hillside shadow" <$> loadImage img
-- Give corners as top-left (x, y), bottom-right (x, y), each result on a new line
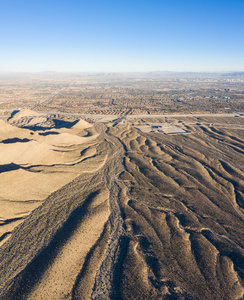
top-left (2, 138), bottom-right (31, 144)
top-left (0, 163), bottom-right (23, 173)
top-left (21, 119), bottom-right (80, 131)
top-left (38, 131), bottom-right (59, 136)
top-left (7, 110), bottom-right (20, 121)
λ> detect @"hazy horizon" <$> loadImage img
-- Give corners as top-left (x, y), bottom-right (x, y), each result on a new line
top-left (1, 70), bottom-right (244, 75)
top-left (1, 0), bottom-right (244, 73)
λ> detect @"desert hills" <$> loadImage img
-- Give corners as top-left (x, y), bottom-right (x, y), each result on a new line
top-left (0, 110), bottom-right (244, 299)
top-left (0, 111), bottom-right (98, 246)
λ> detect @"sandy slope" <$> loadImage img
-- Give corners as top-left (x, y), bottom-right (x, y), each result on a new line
top-left (0, 114), bottom-right (99, 246)
top-left (0, 113), bottom-right (244, 299)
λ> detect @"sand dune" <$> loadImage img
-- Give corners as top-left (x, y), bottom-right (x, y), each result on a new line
top-left (0, 119), bottom-right (32, 139)
top-left (0, 169), bottom-right (78, 201)
top-left (9, 109), bottom-right (41, 122)
top-left (0, 114), bottom-right (101, 247)
top-left (0, 112), bottom-right (244, 299)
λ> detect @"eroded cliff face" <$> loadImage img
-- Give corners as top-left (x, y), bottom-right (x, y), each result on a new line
top-left (0, 114), bottom-right (244, 300)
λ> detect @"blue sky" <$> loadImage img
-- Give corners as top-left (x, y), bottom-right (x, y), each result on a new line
top-left (0, 0), bottom-right (243, 72)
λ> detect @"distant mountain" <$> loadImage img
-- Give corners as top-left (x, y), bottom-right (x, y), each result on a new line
top-left (223, 72), bottom-right (244, 76)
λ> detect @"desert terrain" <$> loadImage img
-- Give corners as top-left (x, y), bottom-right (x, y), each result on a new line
top-left (0, 105), bottom-right (243, 299)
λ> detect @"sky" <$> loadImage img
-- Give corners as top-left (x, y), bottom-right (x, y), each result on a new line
top-left (0, 0), bottom-right (243, 73)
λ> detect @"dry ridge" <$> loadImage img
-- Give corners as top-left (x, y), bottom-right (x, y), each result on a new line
top-left (0, 112), bottom-right (244, 299)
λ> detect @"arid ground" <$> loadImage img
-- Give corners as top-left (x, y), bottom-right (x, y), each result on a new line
top-left (0, 109), bottom-right (244, 299)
